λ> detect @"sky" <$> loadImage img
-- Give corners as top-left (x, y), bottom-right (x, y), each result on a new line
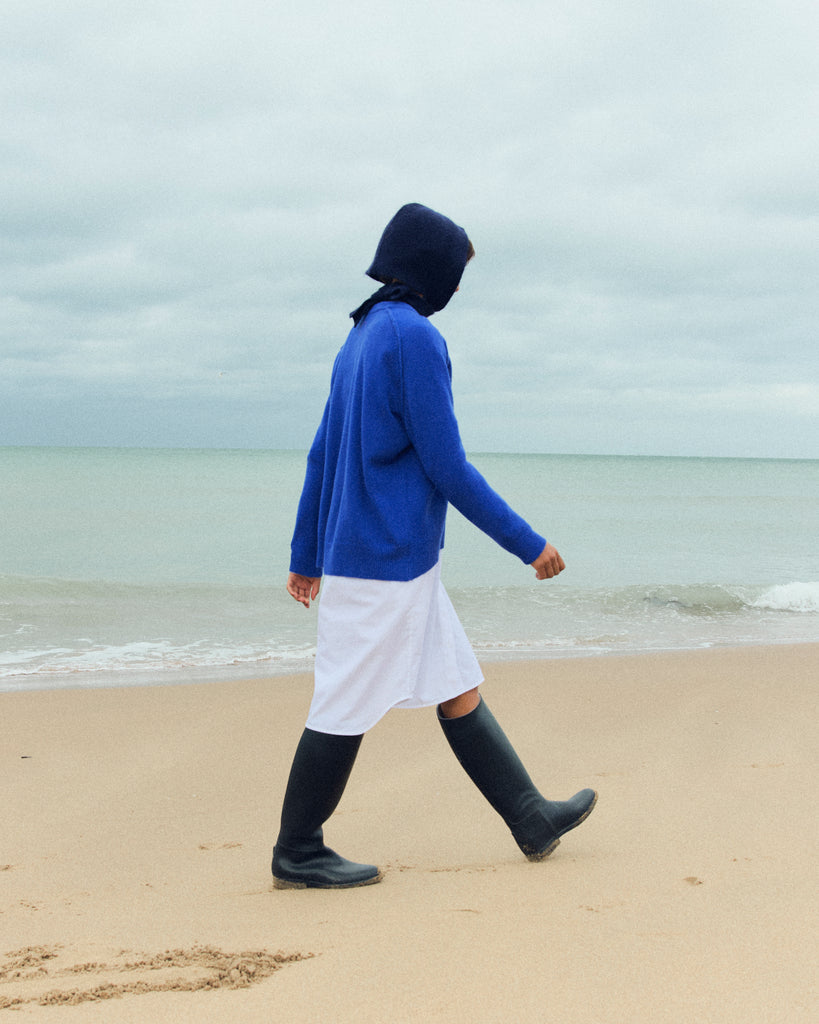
top-left (3, 0), bottom-right (818, 458)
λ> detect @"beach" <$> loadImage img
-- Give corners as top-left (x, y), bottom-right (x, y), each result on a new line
top-left (2, 644), bottom-right (816, 1021)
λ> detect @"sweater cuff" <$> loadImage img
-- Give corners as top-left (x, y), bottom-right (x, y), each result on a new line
top-left (289, 553), bottom-right (322, 578)
top-left (519, 532), bottom-right (547, 566)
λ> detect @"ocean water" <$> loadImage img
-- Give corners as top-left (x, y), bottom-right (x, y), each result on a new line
top-left (2, 447), bottom-right (818, 692)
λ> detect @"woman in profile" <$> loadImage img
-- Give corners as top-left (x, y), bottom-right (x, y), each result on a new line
top-left (273, 203), bottom-right (596, 889)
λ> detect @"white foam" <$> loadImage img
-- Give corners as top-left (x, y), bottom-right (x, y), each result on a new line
top-left (0, 638), bottom-right (316, 682)
top-left (750, 582), bottom-right (819, 613)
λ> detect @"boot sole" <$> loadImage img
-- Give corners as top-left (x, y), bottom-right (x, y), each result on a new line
top-left (525, 790), bottom-right (599, 862)
top-left (273, 870), bottom-right (383, 890)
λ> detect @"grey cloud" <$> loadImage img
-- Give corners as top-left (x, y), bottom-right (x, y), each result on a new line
top-left (2, 0), bottom-right (817, 456)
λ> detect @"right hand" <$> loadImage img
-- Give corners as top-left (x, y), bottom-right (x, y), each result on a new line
top-left (287, 572), bottom-right (321, 608)
top-left (531, 543), bottom-right (565, 580)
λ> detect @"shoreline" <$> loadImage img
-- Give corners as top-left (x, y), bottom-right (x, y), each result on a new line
top-left (4, 634), bottom-right (819, 695)
top-left (3, 644), bottom-right (817, 1021)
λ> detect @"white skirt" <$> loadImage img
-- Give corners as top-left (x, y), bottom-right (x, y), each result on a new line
top-left (306, 561), bottom-right (483, 735)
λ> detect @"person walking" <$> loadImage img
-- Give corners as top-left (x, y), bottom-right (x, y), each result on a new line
top-left (272, 203), bottom-right (597, 889)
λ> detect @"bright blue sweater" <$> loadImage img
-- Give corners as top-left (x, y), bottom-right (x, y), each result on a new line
top-left (290, 302), bottom-right (546, 582)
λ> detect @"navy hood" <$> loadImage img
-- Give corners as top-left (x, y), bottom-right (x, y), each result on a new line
top-left (365, 203), bottom-right (471, 313)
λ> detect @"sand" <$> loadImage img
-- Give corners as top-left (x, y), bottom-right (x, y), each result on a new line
top-left (2, 645), bottom-right (817, 1022)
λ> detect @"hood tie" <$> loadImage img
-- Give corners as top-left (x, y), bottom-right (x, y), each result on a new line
top-left (350, 281), bottom-right (436, 327)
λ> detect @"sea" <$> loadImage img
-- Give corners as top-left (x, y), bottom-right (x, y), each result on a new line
top-left (2, 447), bottom-right (818, 693)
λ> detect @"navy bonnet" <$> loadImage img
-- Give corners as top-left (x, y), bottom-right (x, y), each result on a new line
top-left (351, 203), bottom-right (471, 325)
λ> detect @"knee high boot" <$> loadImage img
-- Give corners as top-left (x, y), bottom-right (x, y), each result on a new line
top-left (272, 728), bottom-right (382, 889)
top-left (438, 697), bottom-right (597, 860)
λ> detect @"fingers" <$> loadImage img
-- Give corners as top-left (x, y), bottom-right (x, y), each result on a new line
top-left (286, 581), bottom-right (308, 607)
top-left (532, 544), bottom-right (565, 580)
top-left (287, 573), bottom-right (321, 608)
top-left (536, 565), bottom-right (560, 580)
top-left (542, 553), bottom-right (565, 578)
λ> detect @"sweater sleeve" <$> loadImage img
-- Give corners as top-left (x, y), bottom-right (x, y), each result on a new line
top-left (289, 401), bottom-right (329, 577)
top-left (398, 318), bottom-right (546, 565)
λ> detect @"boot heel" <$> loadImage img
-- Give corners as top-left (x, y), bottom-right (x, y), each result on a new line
top-left (273, 877), bottom-right (308, 890)
top-left (525, 838), bottom-right (560, 861)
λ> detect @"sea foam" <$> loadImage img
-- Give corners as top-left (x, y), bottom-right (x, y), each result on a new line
top-left (750, 582), bottom-right (819, 613)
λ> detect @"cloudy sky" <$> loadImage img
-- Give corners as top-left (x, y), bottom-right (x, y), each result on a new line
top-left (3, 0), bottom-right (817, 458)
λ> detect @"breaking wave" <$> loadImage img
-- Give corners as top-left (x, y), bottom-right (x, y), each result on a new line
top-left (748, 582), bottom-right (819, 613)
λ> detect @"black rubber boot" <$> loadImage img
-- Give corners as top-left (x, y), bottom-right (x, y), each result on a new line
top-left (272, 728), bottom-right (382, 889)
top-left (438, 697), bottom-right (597, 859)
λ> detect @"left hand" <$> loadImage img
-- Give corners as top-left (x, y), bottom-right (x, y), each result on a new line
top-left (287, 572), bottom-right (321, 608)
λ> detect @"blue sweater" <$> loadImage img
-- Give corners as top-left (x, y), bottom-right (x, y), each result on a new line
top-left (290, 302), bottom-right (546, 582)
